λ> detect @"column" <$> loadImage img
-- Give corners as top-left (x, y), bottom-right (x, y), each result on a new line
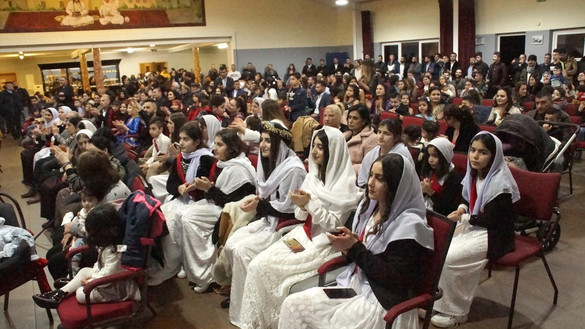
top-left (92, 48), bottom-right (104, 93)
top-left (193, 47), bottom-right (201, 83)
top-left (79, 53), bottom-right (90, 92)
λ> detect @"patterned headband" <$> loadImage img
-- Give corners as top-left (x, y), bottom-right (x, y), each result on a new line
top-left (261, 121), bottom-right (292, 142)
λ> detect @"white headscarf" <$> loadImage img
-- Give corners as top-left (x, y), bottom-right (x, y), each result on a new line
top-left (337, 153), bottom-right (434, 298)
top-left (303, 126), bottom-right (362, 219)
top-left (182, 148), bottom-right (214, 184)
top-left (253, 97), bottom-right (265, 109)
top-left (76, 129), bottom-right (94, 140)
top-left (357, 142), bottom-right (413, 188)
top-left (202, 114), bottom-right (221, 150)
top-left (44, 107), bottom-right (60, 127)
top-left (429, 137), bottom-right (454, 164)
top-left (59, 105), bottom-right (72, 115)
top-left (461, 131), bottom-right (520, 215)
top-left (79, 119), bottom-right (97, 133)
top-left (215, 152), bottom-right (257, 195)
top-left (257, 140), bottom-right (306, 207)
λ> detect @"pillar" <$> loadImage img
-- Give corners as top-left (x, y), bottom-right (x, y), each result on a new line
top-left (79, 53), bottom-right (90, 92)
top-left (92, 48), bottom-right (104, 93)
top-left (193, 47), bottom-right (201, 83)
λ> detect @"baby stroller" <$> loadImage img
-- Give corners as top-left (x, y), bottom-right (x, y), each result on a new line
top-left (494, 115), bottom-right (579, 251)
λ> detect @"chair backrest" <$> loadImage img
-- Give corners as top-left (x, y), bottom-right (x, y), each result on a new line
top-left (452, 98), bottom-right (463, 105)
top-left (420, 210), bottom-right (456, 295)
top-left (565, 103), bottom-right (578, 116)
top-left (482, 99), bottom-right (494, 107)
top-left (451, 152), bottom-right (468, 177)
top-left (523, 102), bottom-right (535, 112)
top-left (248, 154), bottom-right (258, 169)
top-left (478, 124), bottom-right (496, 132)
top-left (508, 166), bottom-right (561, 221)
top-left (437, 119), bottom-right (448, 135)
top-left (380, 111), bottom-right (400, 121)
top-left (569, 116), bottom-right (581, 125)
top-left (0, 192), bottom-right (26, 229)
top-left (402, 116), bottom-right (424, 130)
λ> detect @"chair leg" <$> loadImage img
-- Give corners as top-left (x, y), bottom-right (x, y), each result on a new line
top-left (507, 265), bottom-right (521, 329)
top-left (4, 292), bottom-right (8, 311)
top-left (569, 169), bottom-right (573, 195)
top-left (45, 308), bottom-right (54, 324)
top-left (422, 302), bottom-right (435, 329)
top-left (540, 252), bottom-right (559, 304)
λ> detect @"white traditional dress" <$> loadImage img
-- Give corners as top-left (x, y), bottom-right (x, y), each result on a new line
top-left (237, 126), bottom-right (362, 329)
top-left (175, 153), bottom-right (256, 288)
top-left (221, 139), bottom-right (306, 325)
top-left (278, 154), bottom-right (434, 329)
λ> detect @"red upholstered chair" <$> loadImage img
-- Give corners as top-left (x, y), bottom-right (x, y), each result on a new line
top-left (248, 154), bottom-right (258, 169)
top-left (402, 116), bottom-right (424, 130)
top-left (564, 103), bottom-right (577, 116)
top-left (491, 166), bottom-right (561, 329)
top-left (56, 192), bottom-right (164, 328)
top-left (410, 103), bottom-right (419, 115)
top-left (380, 112), bottom-right (400, 120)
top-left (0, 192), bottom-right (53, 324)
top-left (569, 116), bottom-right (581, 125)
top-left (523, 102), bottom-right (535, 112)
top-left (452, 97), bottom-right (463, 105)
top-left (317, 210), bottom-right (456, 329)
top-left (437, 119), bottom-right (448, 135)
top-left (451, 152), bottom-right (468, 177)
top-left (481, 99), bottom-right (494, 107)
top-left (478, 124), bottom-right (496, 132)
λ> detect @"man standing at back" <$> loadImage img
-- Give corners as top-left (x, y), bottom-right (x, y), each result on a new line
top-left (473, 52), bottom-right (489, 78)
top-left (0, 82), bottom-right (22, 139)
top-left (487, 52), bottom-right (508, 97)
top-left (445, 52), bottom-right (459, 80)
top-left (215, 65), bottom-right (234, 97)
top-left (302, 58), bottom-right (317, 78)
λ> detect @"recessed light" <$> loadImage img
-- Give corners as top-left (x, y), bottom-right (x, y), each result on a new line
top-left (18, 51), bottom-right (23, 54)
top-left (19, 55), bottom-right (24, 59)
top-left (335, 0), bottom-right (348, 5)
top-left (149, 44), bottom-right (156, 47)
top-left (217, 43), bottom-right (228, 49)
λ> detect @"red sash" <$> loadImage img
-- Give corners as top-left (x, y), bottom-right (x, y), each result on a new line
top-left (302, 214), bottom-right (313, 240)
top-left (430, 172), bottom-right (444, 194)
top-left (176, 154), bottom-right (217, 184)
top-left (469, 178), bottom-right (478, 214)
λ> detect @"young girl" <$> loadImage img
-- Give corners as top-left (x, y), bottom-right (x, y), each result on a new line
top-left (416, 97), bottom-right (434, 121)
top-left (33, 203), bottom-right (140, 308)
top-left (148, 121), bottom-right (216, 286)
top-left (238, 127), bottom-right (362, 329)
top-left (278, 153), bottom-right (434, 329)
top-left (431, 132), bottom-right (519, 328)
top-left (216, 122), bottom-right (307, 322)
top-left (421, 120), bottom-right (439, 147)
top-left (400, 92), bottom-right (414, 115)
top-left (420, 137), bottom-right (462, 216)
top-left (357, 118), bottom-right (412, 187)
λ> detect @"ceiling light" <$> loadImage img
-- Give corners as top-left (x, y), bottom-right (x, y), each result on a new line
top-left (335, 0), bottom-right (348, 5)
top-left (19, 55), bottom-right (24, 59)
top-left (126, 47), bottom-right (135, 53)
top-left (217, 43), bottom-right (228, 49)
top-left (18, 51), bottom-right (23, 54)
top-left (149, 44), bottom-right (156, 47)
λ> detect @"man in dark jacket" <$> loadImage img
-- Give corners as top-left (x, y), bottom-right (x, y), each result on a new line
top-left (487, 52), bottom-right (508, 97)
top-left (285, 72), bottom-right (308, 122)
top-left (0, 82), bottom-right (23, 138)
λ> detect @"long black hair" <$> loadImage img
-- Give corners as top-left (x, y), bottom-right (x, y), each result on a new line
top-left (180, 121), bottom-right (207, 150)
top-left (469, 133), bottom-right (496, 179)
top-left (312, 129), bottom-right (330, 184)
top-left (169, 112), bottom-right (187, 143)
top-left (421, 144), bottom-right (450, 179)
top-left (359, 154), bottom-right (404, 236)
top-left (216, 128), bottom-right (247, 160)
top-left (85, 203), bottom-right (123, 267)
top-left (259, 123), bottom-right (288, 179)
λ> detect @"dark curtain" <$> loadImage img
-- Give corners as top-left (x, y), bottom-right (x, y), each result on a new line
top-left (458, 0), bottom-right (476, 69)
top-left (439, 0), bottom-right (453, 56)
top-left (361, 11), bottom-right (374, 58)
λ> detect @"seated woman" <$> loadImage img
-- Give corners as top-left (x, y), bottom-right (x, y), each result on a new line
top-left (171, 129), bottom-right (257, 292)
top-left (444, 105), bottom-right (480, 153)
top-left (344, 104), bottom-right (378, 173)
top-left (237, 127), bottom-right (362, 329)
top-left (485, 87), bottom-right (521, 126)
top-left (431, 132), bottom-right (519, 328)
top-left (420, 137), bottom-right (462, 216)
top-left (114, 98), bottom-right (143, 147)
top-left (199, 114), bottom-right (222, 152)
top-left (278, 153), bottom-right (434, 329)
top-left (370, 83), bottom-right (391, 114)
top-left (429, 87), bottom-right (446, 121)
top-left (357, 118), bottom-right (412, 187)
top-left (214, 122), bottom-right (306, 321)
top-left (149, 121), bottom-right (216, 286)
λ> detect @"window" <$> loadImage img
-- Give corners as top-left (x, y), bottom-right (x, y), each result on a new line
top-left (381, 39), bottom-right (440, 62)
top-left (553, 29), bottom-right (585, 59)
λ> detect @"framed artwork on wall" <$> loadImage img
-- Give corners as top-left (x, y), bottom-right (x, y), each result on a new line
top-left (0, 0), bottom-right (205, 33)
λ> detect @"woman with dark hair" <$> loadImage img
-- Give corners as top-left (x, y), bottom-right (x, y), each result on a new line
top-left (485, 87), bottom-right (521, 126)
top-left (420, 137), bottom-right (462, 216)
top-left (429, 86), bottom-right (445, 120)
top-left (216, 121), bottom-right (306, 319)
top-left (238, 127), bottom-right (362, 329)
top-left (514, 81), bottom-right (533, 105)
top-left (444, 104), bottom-right (480, 153)
top-left (344, 103), bottom-right (378, 173)
top-left (527, 73), bottom-right (543, 96)
top-left (76, 149), bottom-right (130, 202)
top-left (357, 118), bottom-right (412, 187)
top-left (230, 99), bottom-right (286, 154)
top-left (227, 97), bottom-right (246, 124)
top-left (199, 114), bottom-right (222, 151)
top-left (431, 132), bottom-right (519, 328)
top-left (370, 83), bottom-right (391, 114)
top-left (149, 121), bottom-right (217, 286)
top-left (164, 129), bottom-right (256, 292)
top-left (278, 153), bottom-right (434, 329)
top-left (283, 64), bottom-right (297, 86)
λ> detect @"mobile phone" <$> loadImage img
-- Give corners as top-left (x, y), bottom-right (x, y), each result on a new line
top-left (328, 230), bottom-right (343, 236)
top-left (221, 117), bottom-right (229, 128)
top-left (284, 238), bottom-right (305, 253)
top-left (323, 288), bottom-right (357, 299)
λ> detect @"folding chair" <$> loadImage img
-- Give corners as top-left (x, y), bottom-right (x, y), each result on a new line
top-left (317, 210), bottom-right (456, 329)
top-left (490, 166), bottom-right (561, 329)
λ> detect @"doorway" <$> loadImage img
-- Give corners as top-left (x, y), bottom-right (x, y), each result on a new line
top-left (498, 34), bottom-right (526, 66)
top-left (139, 62), bottom-right (168, 75)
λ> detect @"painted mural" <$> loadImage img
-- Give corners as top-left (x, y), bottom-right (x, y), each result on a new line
top-left (0, 0), bottom-right (204, 32)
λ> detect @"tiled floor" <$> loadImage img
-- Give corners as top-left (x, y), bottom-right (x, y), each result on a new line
top-left (1, 135), bottom-right (585, 329)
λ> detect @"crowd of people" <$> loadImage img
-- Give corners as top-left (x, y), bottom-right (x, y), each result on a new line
top-left (2, 47), bottom-right (581, 329)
